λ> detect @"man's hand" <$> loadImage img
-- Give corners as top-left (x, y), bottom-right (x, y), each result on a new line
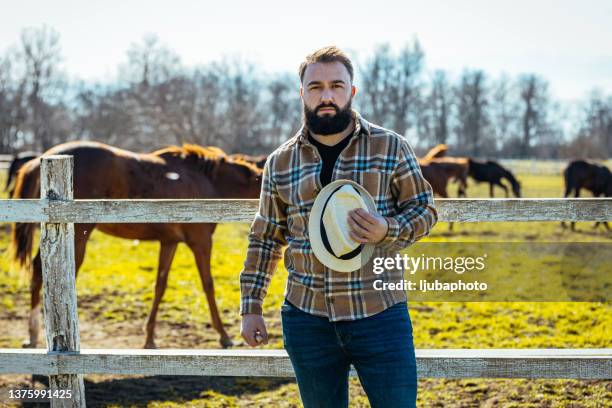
top-left (347, 208), bottom-right (389, 244)
top-left (241, 314), bottom-right (269, 347)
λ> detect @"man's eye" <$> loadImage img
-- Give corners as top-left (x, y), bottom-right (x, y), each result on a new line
top-left (333, 84), bottom-right (344, 88)
top-left (309, 86), bottom-right (320, 90)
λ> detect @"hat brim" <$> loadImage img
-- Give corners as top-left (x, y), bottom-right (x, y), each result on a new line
top-left (309, 179), bottom-right (377, 272)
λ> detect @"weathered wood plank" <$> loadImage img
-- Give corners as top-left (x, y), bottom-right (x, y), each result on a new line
top-left (0, 349), bottom-right (609, 379)
top-left (40, 156), bottom-right (86, 408)
top-left (0, 199), bottom-right (47, 222)
top-left (0, 198), bottom-right (610, 223)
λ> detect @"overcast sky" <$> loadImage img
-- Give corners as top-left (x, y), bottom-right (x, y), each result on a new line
top-left (2, 0), bottom-right (611, 102)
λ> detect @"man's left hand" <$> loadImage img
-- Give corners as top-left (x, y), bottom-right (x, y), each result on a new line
top-left (347, 208), bottom-right (388, 244)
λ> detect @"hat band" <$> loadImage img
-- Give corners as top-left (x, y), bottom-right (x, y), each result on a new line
top-left (319, 184), bottom-right (364, 261)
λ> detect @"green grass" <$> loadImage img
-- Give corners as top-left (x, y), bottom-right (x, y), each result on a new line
top-left (0, 167), bottom-right (610, 407)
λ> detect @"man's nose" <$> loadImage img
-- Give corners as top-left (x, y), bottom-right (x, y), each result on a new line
top-left (320, 88), bottom-right (334, 103)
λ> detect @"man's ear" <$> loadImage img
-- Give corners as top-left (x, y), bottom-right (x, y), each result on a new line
top-left (300, 86), bottom-right (304, 98)
top-left (351, 85), bottom-right (357, 97)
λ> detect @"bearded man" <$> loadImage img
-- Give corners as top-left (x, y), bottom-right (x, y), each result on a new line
top-left (240, 45), bottom-right (437, 408)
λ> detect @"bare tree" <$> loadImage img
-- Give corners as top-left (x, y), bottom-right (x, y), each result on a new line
top-left (0, 53), bottom-right (29, 152)
top-left (265, 74), bottom-right (301, 149)
top-left (517, 74), bottom-right (550, 157)
top-left (359, 41), bottom-right (424, 135)
top-left (566, 91), bottom-right (612, 158)
top-left (18, 25), bottom-right (65, 151)
top-left (428, 70), bottom-right (451, 145)
top-left (490, 74), bottom-right (518, 155)
top-left (122, 34), bottom-right (181, 88)
top-left (454, 70), bottom-right (491, 156)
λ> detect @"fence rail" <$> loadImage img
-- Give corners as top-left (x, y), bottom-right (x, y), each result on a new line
top-left (1, 348), bottom-right (610, 380)
top-left (1, 155), bottom-right (611, 407)
top-left (1, 197), bottom-right (610, 223)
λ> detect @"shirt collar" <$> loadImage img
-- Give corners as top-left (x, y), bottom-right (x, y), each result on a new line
top-left (297, 109), bottom-right (371, 144)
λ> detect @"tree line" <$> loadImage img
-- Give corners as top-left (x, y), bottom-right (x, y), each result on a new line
top-left (1, 26), bottom-right (610, 159)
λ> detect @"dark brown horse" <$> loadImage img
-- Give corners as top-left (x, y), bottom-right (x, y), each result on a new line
top-left (562, 159), bottom-right (611, 231)
top-left (467, 159), bottom-right (521, 198)
top-left (12, 141), bottom-right (262, 349)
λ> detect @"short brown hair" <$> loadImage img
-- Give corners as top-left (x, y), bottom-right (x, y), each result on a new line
top-left (298, 46), bottom-right (354, 83)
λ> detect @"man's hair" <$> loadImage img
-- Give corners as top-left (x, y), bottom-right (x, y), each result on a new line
top-left (298, 46), bottom-right (354, 84)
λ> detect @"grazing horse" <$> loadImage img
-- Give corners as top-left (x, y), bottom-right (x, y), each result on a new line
top-left (467, 159), bottom-right (521, 198)
top-left (5, 151), bottom-right (40, 196)
top-left (12, 141), bottom-right (262, 349)
top-left (561, 160), bottom-right (611, 231)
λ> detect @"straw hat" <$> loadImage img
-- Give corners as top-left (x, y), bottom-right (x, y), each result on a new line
top-left (308, 179), bottom-right (377, 272)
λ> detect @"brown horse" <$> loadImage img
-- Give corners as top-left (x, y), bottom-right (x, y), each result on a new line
top-left (561, 159), bottom-right (611, 231)
top-left (12, 141), bottom-right (262, 349)
top-left (420, 157), bottom-right (469, 198)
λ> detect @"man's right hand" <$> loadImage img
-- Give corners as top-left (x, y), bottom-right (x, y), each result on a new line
top-left (241, 314), bottom-right (269, 347)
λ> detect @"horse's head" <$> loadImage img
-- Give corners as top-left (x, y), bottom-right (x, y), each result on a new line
top-left (512, 180), bottom-right (522, 198)
top-left (598, 166), bottom-right (612, 197)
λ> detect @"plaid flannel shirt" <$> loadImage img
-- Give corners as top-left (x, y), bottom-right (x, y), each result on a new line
top-left (240, 111), bottom-right (438, 321)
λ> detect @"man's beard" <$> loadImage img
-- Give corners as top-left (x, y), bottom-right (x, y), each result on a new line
top-left (303, 100), bottom-right (353, 136)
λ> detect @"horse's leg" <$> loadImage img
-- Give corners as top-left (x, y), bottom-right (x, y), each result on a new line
top-left (458, 178), bottom-right (467, 198)
top-left (489, 183), bottom-right (494, 198)
top-left (561, 186), bottom-right (571, 229)
top-left (144, 241), bottom-right (178, 349)
top-left (188, 233), bottom-right (233, 348)
top-left (571, 189), bottom-right (581, 231)
top-left (24, 224), bottom-right (94, 348)
top-left (24, 251), bottom-right (42, 348)
top-left (74, 224), bottom-right (95, 275)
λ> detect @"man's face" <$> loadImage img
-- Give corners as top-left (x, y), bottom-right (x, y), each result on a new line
top-left (301, 61), bottom-right (356, 135)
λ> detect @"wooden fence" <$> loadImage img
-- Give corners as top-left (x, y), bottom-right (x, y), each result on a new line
top-left (0, 155), bottom-right (610, 407)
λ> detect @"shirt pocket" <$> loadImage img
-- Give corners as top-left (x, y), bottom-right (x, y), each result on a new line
top-left (276, 163), bottom-right (320, 206)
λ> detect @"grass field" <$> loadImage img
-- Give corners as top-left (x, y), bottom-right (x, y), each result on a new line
top-left (0, 168), bottom-right (610, 407)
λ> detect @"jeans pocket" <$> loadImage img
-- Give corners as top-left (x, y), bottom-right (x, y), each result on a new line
top-left (280, 299), bottom-right (296, 314)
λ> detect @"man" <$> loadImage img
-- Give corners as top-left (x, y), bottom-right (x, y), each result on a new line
top-left (240, 46), bottom-right (437, 407)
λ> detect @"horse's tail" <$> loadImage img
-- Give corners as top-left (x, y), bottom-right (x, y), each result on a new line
top-left (5, 157), bottom-right (18, 192)
top-left (11, 160), bottom-right (41, 269)
top-left (563, 162), bottom-right (574, 197)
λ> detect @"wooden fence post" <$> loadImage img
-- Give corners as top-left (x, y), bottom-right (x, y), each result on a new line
top-left (40, 155), bottom-right (86, 407)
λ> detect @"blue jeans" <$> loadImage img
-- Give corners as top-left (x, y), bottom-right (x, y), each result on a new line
top-left (281, 300), bottom-right (417, 408)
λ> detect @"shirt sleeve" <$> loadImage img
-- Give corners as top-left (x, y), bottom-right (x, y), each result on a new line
top-left (239, 156), bottom-right (288, 315)
top-left (378, 137), bottom-right (438, 252)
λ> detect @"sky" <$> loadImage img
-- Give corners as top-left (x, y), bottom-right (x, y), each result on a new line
top-left (2, 0), bottom-right (611, 103)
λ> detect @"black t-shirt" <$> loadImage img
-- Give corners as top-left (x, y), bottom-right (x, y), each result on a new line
top-left (308, 132), bottom-right (352, 187)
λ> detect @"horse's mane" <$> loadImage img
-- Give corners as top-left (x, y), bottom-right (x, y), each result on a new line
top-left (151, 144), bottom-right (261, 176)
top-left (422, 144), bottom-right (448, 162)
